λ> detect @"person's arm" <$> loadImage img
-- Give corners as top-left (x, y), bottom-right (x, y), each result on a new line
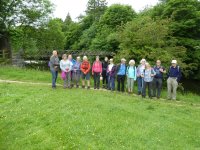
top-left (69, 62), bottom-right (73, 71)
top-left (60, 61), bottom-right (66, 72)
top-left (100, 62), bottom-right (103, 75)
top-left (86, 63), bottom-right (91, 74)
top-left (134, 66), bottom-right (137, 81)
top-left (162, 67), bottom-right (167, 74)
top-left (177, 67), bottom-right (182, 82)
top-left (80, 63), bottom-right (84, 73)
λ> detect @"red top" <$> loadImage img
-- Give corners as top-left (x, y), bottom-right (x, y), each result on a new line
top-left (81, 61), bottom-right (91, 74)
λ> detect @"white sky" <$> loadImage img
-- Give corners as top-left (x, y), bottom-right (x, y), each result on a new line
top-left (50, 0), bottom-right (159, 21)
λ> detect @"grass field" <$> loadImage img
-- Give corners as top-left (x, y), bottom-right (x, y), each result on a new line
top-left (0, 66), bottom-right (200, 149)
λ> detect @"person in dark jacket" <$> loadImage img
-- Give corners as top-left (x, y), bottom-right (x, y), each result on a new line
top-left (167, 60), bottom-right (182, 100)
top-left (49, 50), bottom-right (59, 89)
top-left (153, 60), bottom-right (166, 99)
top-left (116, 58), bottom-right (127, 92)
top-left (107, 59), bottom-right (117, 91)
top-left (102, 57), bottom-right (109, 88)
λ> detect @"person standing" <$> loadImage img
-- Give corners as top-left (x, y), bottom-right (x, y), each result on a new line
top-left (116, 58), bottom-right (127, 92)
top-left (167, 60), bottom-right (182, 100)
top-left (72, 56), bottom-right (81, 88)
top-left (107, 59), bottom-right (117, 91)
top-left (153, 60), bottom-right (166, 99)
top-left (102, 57), bottom-right (109, 88)
top-left (80, 56), bottom-right (91, 89)
top-left (141, 63), bottom-right (156, 98)
top-left (49, 50), bottom-right (59, 89)
top-left (92, 56), bottom-right (102, 89)
top-left (136, 59), bottom-right (146, 95)
top-left (60, 54), bottom-right (73, 88)
top-left (68, 54), bottom-right (76, 87)
top-left (126, 60), bottom-right (137, 94)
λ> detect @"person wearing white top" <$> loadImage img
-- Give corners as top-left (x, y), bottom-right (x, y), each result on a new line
top-left (60, 54), bottom-right (73, 88)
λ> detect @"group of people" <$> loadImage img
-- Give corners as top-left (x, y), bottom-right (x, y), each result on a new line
top-left (49, 50), bottom-right (182, 100)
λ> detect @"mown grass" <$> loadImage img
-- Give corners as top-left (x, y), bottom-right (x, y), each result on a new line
top-left (0, 82), bottom-right (200, 149)
top-left (0, 66), bottom-right (200, 104)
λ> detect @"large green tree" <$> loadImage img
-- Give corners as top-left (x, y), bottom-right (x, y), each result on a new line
top-left (0, 0), bottom-right (53, 58)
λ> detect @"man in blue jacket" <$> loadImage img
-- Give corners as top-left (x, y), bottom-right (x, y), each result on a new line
top-left (167, 60), bottom-right (182, 100)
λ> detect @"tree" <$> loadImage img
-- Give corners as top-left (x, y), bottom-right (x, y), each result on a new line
top-left (0, 0), bottom-right (53, 58)
top-left (86, 0), bottom-right (107, 21)
top-left (99, 4), bottom-right (137, 29)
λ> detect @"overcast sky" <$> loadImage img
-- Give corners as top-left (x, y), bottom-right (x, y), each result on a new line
top-left (50, 0), bottom-right (159, 21)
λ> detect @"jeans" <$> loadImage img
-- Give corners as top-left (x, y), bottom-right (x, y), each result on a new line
top-left (137, 77), bottom-right (144, 94)
top-left (51, 69), bottom-right (58, 88)
top-left (167, 77), bottom-right (178, 100)
top-left (153, 78), bottom-right (163, 98)
top-left (117, 75), bottom-right (125, 92)
top-left (94, 72), bottom-right (100, 89)
top-left (108, 76), bottom-right (115, 90)
top-left (142, 81), bottom-right (153, 98)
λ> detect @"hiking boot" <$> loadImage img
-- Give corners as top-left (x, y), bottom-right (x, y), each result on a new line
top-left (76, 85), bottom-right (79, 88)
top-left (87, 86), bottom-right (90, 89)
top-left (82, 85), bottom-right (85, 89)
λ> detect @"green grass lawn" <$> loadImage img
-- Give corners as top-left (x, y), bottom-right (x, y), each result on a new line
top-left (0, 66), bottom-right (200, 149)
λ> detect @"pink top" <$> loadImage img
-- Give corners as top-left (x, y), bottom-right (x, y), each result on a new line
top-left (92, 61), bottom-right (102, 73)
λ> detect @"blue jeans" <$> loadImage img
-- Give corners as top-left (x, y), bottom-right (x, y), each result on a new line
top-left (108, 76), bottom-right (115, 90)
top-left (51, 69), bottom-right (58, 87)
top-left (137, 77), bottom-right (144, 93)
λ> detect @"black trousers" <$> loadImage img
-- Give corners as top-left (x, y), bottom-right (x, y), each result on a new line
top-left (153, 78), bottom-right (163, 98)
top-left (117, 75), bottom-right (125, 92)
top-left (94, 72), bottom-right (100, 89)
top-left (102, 70), bottom-right (108, 86)
top-left (142, 81), bottom-right (153, 98)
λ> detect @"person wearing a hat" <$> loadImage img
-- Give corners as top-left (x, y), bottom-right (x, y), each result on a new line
top-left (136, 58), bottom-right (146, 95)
top-left (167, 60), bottom-right (182, 100)
top-left (116, 58), bottom-right (127, 92)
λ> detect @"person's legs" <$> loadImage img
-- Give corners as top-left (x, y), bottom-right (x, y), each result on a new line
top-left (127, 77), bottom-right (131, 92)
top-left (86, 73), bottom-right (90, 89)
top-left (111, 77), bottom-right (115, 91)
top-left (76, 72), bottom-right (81, 87)
top-left (71, 71), bottom-right (74, 87)
top-left (157, 79), bottom-right (163, 98)
top-left (117, 75), bottom-right (121, 92)
top-left (96, 73), bottom-right (100, 89)
top-left (167, 78), bottom-right (172, 99)
top-left (82, 73), bottom-right (85, 88)
top-left (55, 71), bottom-right (58, 83)
top-left (148, 82), bottom-right (153, 98)
top-left (130, 78), bottom-right (134, 93)
top-left (172, 79), bottom-right (178, 100)
top-left (102, 71), bottom-right (106, 88)
top-left (66, 72), bottom-right (71, 88)
top-left (152, 78), bottom-right (157, 97)
top-left (107, 75), bottom-right (111, 90)
top-left (94, 73), bottom-right (97, 89)
top-left (121, 75), bottom-right (125, 92)
top-left (137, 77), bottom-right (142, 94)
top-left (51, 70), bottom-right (56, 88)
top-left (142, 81), bottom-right (147, 98)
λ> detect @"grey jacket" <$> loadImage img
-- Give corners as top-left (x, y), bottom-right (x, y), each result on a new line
top-left (50, 55), bottom-right (59, 71)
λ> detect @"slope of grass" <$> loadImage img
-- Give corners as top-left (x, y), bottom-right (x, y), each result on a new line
top-left (0, 83), bottom-right (200, 149)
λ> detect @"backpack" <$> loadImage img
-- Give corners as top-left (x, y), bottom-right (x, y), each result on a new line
top-left (127, 66), bottom-right (136, 75)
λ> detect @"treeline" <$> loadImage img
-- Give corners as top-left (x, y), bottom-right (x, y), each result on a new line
top-left (5, 0), bottom-right (200, 80)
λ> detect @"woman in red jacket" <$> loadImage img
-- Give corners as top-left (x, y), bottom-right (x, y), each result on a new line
top-left (80, 56), bottom-right (91, 89)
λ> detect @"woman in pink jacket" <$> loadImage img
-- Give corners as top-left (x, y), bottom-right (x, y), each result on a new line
top-left (92, 56), bottom-right (102, 89)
